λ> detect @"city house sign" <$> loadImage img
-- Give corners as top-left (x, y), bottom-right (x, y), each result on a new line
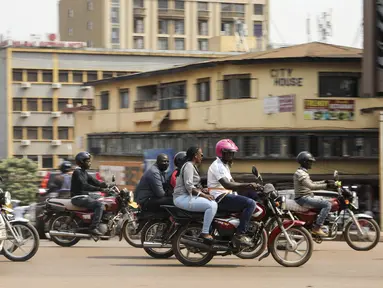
top-left (270, 68), bottom-right (303, 87)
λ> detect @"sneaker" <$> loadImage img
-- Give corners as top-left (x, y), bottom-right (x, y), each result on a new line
top-left (234, 234), bottom-right (253, 247)
top-left (312, 226), bottom-right (328, 237)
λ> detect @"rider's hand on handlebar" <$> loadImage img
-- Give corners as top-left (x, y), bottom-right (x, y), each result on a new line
top-left (325, 180), bottom-right (336, 189)
top-left (247, 183), bottom-right (263, 191)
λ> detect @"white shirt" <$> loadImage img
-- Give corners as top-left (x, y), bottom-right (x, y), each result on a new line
top-left (207, 158), bottom-right (233, 199)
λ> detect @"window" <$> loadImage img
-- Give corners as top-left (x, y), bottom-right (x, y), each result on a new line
top-left (68, 9), bottom-right (74, 17)
top-left (319, 72), bottom-right (360, 97)
top-left (100, 91), bottom-right (109, 110)
top-left (27, 155), bottom-right (38, 163)
top-left (58, 99), bottom-right (69, 111)
top-left (174, 20), bottom-right (184, 34)
top-left (13, 155), bottom-right (24, 159)
top-left (13, 98), bottom-right (22, 111)
top-left (103, 72), bottom-right (113, 79)
top-left (198, 39), bottom-right (208, 51)
top-left (68, 28), bottom-right (73, 36)
top-left (42, 99), bottom-right (53, 112)
top-left (111, 7), bottom-right (119, 23)
top-left (87, 99), bottom-right (93, 106)
top-left (42, 70), bottom-right (53, 82)
top-left (254, 4), bottom-right (264, 15)
top-left (198, 2), bottom-right (208, 11)
top-left (223, 74), bottom-right (251, 99)
top-left (87, 71), bottom-right (98, 81)
top-left (175, 0), bottom-right (184, 10)
top-left (111, 27), bottom-right (120, 43)
top-left (27, 99), bottom-right (38, 111)
top-left (87, 21), bottom-right (93, 30)
top-left (234, 4), bottom-right (245, 13)
top-left (158, 0), bottom-right (168, 9)
top-left (266, 136), bottom-right (282, 157)
top-left (175, 38), bottom-right (185, 50)
top-left (120, 89), bottom-right (129, 108)
top-left (27, 70), bottom-right (38, 82)
top-left (158, 37), bottom-right (168, 50)
top-left (221, 22), bottom-right (233, 35)
top-left (158, 19), bottom-right (168, 34)
top-left (27, 127), bottom-right (38, 140)
top-left (253, 21), bottom-right (263, 37)
top-left (42, 156), bottom-right (53, 169)
top-left (72, 71), bottom-right (83, 83)
top-left (87, 0), bottom-right (93, 11)
top-left (134, 18), bottom-right (144, 33)
top-left (13, 127), bottom-right (23, 140)
top-left (12, 69), bottom-right (23, 81)
top-left (159, 81), bottom-right (187, 110)
top-left (73, 99), bottom-right (83, 107)
top-left (58, 127), bottom-right (69, 140)
top-left (198, 21), bottom-right (208, 35)
top-left (59, 71), bottom-right (69, 82)
top-left (134, 37), bottom-right (144, 49)
top-left (221, 3), bottom-right (231, 11)
top-left (42, 127), bottom-right (53, 139)
top-left (196, 78), bottom-right (210, 102)
top-left (58, 155), bottom-right (71, 162)
top-left (243, 136), bottom-right (265, 157)
top-left (134, 0), bottom-right (143, 8)
top-left (112, 0), bottom-right (120, 3)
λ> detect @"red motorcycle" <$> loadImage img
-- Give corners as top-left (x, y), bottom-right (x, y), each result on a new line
top-left (40, 176), bottom-right (137, 247)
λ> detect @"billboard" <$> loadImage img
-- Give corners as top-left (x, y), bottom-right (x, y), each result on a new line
top-left (303, 99), bottom-right (355, 121)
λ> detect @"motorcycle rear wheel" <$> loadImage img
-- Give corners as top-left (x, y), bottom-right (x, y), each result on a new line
top-left (122, 220), bottom-right (143, 248)
top-left (141, 220), bottom-right (174, 259)
top-left (49, 214), bottom-right (81, 247)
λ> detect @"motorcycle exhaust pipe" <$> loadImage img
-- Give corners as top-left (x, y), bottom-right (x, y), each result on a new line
top-left (49, 230), bottom-right (92, 238)
top-left (142, 241), bottom-right (173, 248)
top-left (180, 238), bottom-right (212, 252)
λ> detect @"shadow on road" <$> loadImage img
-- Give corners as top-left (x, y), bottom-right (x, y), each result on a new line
top-left (111, 263), bottom-right (284, 268)
top-left (88, 255), bottom-right (152, 260)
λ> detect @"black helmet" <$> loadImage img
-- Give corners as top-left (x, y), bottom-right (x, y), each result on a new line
top-left (174, 151), bottom-right (187, 169)
top-left (75, 151), bottom-right (91, 166)
top-left (297, 151), bottom-right (316, 166)
top-left (59, 161), bottom-right (72, 173)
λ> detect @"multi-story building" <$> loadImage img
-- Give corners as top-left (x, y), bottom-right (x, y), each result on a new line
top-left (59, 0), bottom-right (269, 52)
top-left (0, 38), bottom-right (236, 169)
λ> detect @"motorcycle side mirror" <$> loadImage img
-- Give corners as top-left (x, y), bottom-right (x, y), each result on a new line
top-left (333, 170), bottom-right (339, 181)
top-left (252, 166), bottom-right (259, 177)
top-left (112, 175), bottom-right (116, 182)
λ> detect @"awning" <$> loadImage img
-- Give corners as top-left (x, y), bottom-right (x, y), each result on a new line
top-left (151, 110), bottom-right (169, 129)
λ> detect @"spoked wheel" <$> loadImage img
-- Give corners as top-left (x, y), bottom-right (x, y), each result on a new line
top-left (172, 223), bottom-right (214, 266)
top-left (270, 226), bottom-right (313, 267)
top-left (49, 215), bottom-right (81, 247)
top-left (123, 220), bottom-right (143, 248)
top-left (2, 222), bottom-right (40, 262)
top-left (141, 220), bottom-right (174, 259)
top-left (344, 218), bottom-right (380, 251)
top-left (236, 228), bottom-right (267, 259)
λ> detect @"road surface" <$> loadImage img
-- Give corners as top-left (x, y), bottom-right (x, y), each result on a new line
top-left (0, 240), bottom-right (382, 288)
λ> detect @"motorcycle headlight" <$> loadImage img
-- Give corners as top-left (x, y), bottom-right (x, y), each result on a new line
top-left (4, 192), bottom-right (11, 206)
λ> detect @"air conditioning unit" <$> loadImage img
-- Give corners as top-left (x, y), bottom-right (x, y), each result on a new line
top-left (66, 103), bottom-right (74, 108)
top-left (21, 140), bottom-right (31, 146)
top-left (52, 83), bottom-right (62, 89)
top-left (51, 111), bottom-right (61, 118)
top-left (20, 111), bottom-right (31, 117)
top-left (81, 86), bottom-right (91, 90)
top-left (21, 82), bottom-right (31, 89)
top-left (51, 140), bottom-right (62, 146)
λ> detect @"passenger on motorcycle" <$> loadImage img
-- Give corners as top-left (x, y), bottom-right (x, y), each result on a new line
top-left (294, 151), bottom-right (337, 236)
top-left (173, 146), bottom-right (217, 242)
top-left (70, 152), bottom-right (108, 236)
top-left (49, 161), bottom-right (73, 198)
top-left (134, 153), bottom-right (174, 211)
top-left (170, 151), bottom-right (187, 189)
top-left (207, 139), bottom-right (258, 247)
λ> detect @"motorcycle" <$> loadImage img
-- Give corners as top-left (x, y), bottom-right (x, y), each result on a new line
top-left (41, 175), bottom-right (137, 247)
top-left (0, 178), bottom-right (40, 261)
top-left (283, 170), bottom-right (380, 251)
top-left (161, 166), bottom-right (313, 267)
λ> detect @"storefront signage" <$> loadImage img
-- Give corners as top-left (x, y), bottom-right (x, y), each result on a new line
top-left (303, 99), bottom-right (355, 121)
top-left (264, 94), bottom-right (295, 114)
top-left (270, 68), bottom-right (303, 87)
top-left (0, 34), bottom-right (86, 49)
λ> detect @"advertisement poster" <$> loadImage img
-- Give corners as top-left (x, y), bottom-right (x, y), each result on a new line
top-left (264, 94), bottom-right (295, 114)
top-left (99, 161), bottom-right (143, 191)
top-left (303, 99), bottom-right (355, 121)
top-left (144, 148), bottom-right (175, 178)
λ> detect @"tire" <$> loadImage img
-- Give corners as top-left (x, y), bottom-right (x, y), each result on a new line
top-left (122, 220), bottom-right (143, 248)
top-left (344, 218), bottom-right (380, 251)
top-left (3, 222), bottom-right (40, 262)
top-left (141, 220), bottom-right (174, 259)
top-left (172, 223), bottom-right (214, 266)
top-left (48, 214), bottom-right (81, 247)
top-left (270, 226), bottom-right (313, 267)
top-left (236, 228), bottom-right (268, 259)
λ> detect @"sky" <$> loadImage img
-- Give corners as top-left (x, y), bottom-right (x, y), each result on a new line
top-left (0, 0), bottom-right (364, 48)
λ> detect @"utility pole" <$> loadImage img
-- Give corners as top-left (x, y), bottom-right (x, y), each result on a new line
top-left (306, 14), bottom-right (311, 42)
top-left (317, 9), bottom-right (333, 42)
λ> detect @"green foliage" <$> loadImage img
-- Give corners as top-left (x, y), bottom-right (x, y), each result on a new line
top-left (0, 158), bottom-right (39, 205)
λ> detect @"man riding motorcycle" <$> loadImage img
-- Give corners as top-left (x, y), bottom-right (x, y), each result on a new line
top-left (134, 153), bottom-right (173, 211)
top-left (70, 152), bottom-right (108, 236)
top-left (294, 151), bottom-right (336, 236)
top-left (207, 139), bottom-right (258, 246)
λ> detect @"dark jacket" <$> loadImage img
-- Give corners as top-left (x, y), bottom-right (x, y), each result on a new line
top-left (134, 164), bottom-right (167, 205)
top-left (70, 168), bottom-right (106, 197)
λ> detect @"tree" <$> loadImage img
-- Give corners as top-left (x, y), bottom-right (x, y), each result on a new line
top-left (0, 158), bottom-right (38, 205)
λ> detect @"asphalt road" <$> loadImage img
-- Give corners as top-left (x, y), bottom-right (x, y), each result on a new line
top-left (0, 240), bottom-right (382, 288)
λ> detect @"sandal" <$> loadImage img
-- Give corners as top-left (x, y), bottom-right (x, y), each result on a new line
top-left (200, 233), bottom-right (214, 243)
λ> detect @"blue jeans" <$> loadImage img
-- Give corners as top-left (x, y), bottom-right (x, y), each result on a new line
top-left (218, 194), bottom-right (256, 234)
top-left (296, 195), bottom-right (331, 226)
top-left (174, 194), bottom-right (218, 234)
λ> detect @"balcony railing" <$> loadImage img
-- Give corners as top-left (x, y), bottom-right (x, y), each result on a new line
top-left (221, 11), bottom-right (245, 19)
top-left (158, 8), bottom-right (185, 19)
top-left (198, 10), bottom-right (210, 19)
top-left (133, 7), bottom-right (146, 16)
top-left (134, 97), bottom-right (187, 112)
top-left (134, 100), bottom-right (159, 112)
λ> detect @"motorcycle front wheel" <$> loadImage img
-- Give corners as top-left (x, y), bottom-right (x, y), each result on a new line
top-left (141, 220), bottom-right (174, 259)
top-left (344, 218), bottom-right (380, 251)
top-left (122, 219), bottom-right (143, 248)
top-left (236, 228), bottom-right (267, 259)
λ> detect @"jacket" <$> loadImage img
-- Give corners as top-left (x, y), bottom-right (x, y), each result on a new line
top-left (293, 167), bottom-right (327, 198)
top-left (70, 168), bottom-right (106, 198)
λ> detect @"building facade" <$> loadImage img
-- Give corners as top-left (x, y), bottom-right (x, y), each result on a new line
top-left (59, 0), bottom-right (269, 52)
top-left (0, 43), bottom-right (234, 169)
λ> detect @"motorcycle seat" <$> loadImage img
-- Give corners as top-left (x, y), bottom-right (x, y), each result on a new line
top-left (160, 205), bottom-right (230, 219)
top-left (47, 198), bottom-right (88, 212)
top-left (285, 199), bottom-right (310, 212)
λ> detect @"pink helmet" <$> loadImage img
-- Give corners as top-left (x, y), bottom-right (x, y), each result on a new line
top-left (215, 139), bottom-right (239, 158)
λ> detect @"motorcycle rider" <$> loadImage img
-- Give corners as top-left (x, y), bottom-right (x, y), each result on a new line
top-left (207, 139), bottom-right (258, 247)
top-left (170, 151), bottom-right (187, 189)
top-left (294, 151), bottom-right (336, 236)
top-left (70, 152), bottom-right (108, 236)
top-left (134, 153), bottom-right (173, 211)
